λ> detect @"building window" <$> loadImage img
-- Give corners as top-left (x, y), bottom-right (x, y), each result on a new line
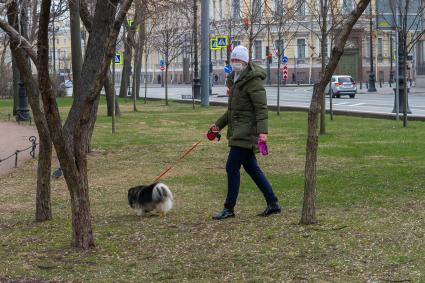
top-left (297, 38), bottom-right (306, 59)
top-left (319, 40), bottom-right (328, 58)
top-left (254, 40), bottom-right (262, 60)
top-left (378, 37), bottom-right (383, 60)
top-left (365, 37), bottom-right (371, 61)
top-left (232, 0), bottom-right (241, 19)
top-left (275, 39), bottom-right (284, 55)
top-left (297, 0), bottom-right (306, 16)
top-left (273, 0), bottom-right (285, 15)
top-left (417, 40), bottom-right (425, 75)
top-left (252, 0), bottom-right (262, 19)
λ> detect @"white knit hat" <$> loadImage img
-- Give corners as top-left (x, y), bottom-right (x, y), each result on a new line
top-left (230, 45), bottom-right (249, 63)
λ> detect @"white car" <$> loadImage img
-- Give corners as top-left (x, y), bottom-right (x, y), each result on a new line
top-left (61, 80), bottom-right (73, 88)
top-left (325, 75), bottom-right (357, 98)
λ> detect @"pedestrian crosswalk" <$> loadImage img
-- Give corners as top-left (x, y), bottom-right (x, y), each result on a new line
top-left (332, 102), bottom-right (365, 107)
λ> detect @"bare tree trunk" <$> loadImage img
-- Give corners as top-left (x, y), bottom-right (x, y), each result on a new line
top-left (2, 0), bottom-right (132, 249)
top-left (105, 68), bottom-right (120, 116)
top-left (7, 0), bottom-right (53, 222)
top-left (85, 95), bottom-right (100, 153)
top-left (41, 0), bottom-right (131, 249)
top-left (69, 0), bottom-right (83, 98)
top-left (36, 140), bottom-right (52, 221)
top-left (144, 51), bottom-right (148, 103)
top-left (301, 0), bottom-right (371, 225)
top-left (119, 21), bottom-right (136, 98)
top-left (133, 0), bottom-right (143, 102)
top-left (165, 64), bottom-right (169, 106)
top-left (134, 44), bottom-right (143, 100)
top-left (319, 2), bottom-right (328, 135)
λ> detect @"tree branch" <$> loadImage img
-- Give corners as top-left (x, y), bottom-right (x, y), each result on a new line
top-left (79, 0), bottom-right (92, 32)
top-left (0, 19), bottom-right (37, 63)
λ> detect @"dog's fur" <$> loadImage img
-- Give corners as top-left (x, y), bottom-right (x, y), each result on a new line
top-left (128, 183), bottom-right (173, 217)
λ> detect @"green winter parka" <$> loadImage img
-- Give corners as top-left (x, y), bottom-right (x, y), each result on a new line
top-left (215, 62), bottom-right (268, 150)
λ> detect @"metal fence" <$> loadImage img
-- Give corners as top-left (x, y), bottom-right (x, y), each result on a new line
top-left (0, 136), bottom-right (38, 168)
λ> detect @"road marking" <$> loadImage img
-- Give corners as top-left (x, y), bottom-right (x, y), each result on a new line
top-left (333, 102), bottom-right (351, 105)
top-left (348, 103), bottom-right (365, 107)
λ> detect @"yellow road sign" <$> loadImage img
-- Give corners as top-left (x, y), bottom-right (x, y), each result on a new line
top-left (216, 36), bottom-right (228, 47)
top-left (128, 20), bottom-right (140, 32)
top-left (210, 38), bottom-right (220, 50)
top-left (115, 52), bottom-right (123, 65)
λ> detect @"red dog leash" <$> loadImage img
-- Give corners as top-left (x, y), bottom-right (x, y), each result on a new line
top-left (152, 140), bottom-right (202, 183)
top-left (152, 130), bottom-right (221, 183)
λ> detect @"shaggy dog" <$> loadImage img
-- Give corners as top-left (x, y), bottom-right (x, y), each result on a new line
top-left (128, 183), bottom-right (173, 217)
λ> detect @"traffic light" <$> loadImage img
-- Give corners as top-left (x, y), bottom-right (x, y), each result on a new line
top-left (266, 46), bottom-right (272, 63)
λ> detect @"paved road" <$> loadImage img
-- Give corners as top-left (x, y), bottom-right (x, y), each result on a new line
top-left (0, 122), bottom-right (38, 177)
top-left (65, 83), bottom-right (425, 117)
top-left (126, 84), bottom-right (425, 117)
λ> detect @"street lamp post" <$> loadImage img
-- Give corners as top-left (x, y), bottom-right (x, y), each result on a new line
top-left (389, 32), bottom-right (394, 86)
top-left (368, 3), bottom-right (377, 92)
top-left (201, 0), bottom-right (210, 106)
top-left (192, 0), bottom-right (201, 99)
top-left (16, 81), bottom-right (30, 122)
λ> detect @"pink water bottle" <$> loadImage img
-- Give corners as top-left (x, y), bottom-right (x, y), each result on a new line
top-left (258, 140), bottom-right (268, 156)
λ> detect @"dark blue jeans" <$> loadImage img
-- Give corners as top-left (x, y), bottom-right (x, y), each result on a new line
top-left (224, 146), bottom-right (278, 210)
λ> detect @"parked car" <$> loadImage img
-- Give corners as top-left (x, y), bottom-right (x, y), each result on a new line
top-left (60, 80), bottom-right (73, 88)
top-left (325, 75), bottom-right (357, 98)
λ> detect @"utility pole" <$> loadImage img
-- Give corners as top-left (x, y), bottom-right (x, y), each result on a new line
top-left (392, 4), bottom-right (411, 122)
top-left (368, 3), bottom-right (376, 92)
top-left (192, 0), bottom-right (201, 99)
top-left (266, 24), bottom-right (271, 85)
top-left (389, 32), bottom-right (393, 86)
top-left (112, 52), bottom-right (116, 134)
top-left (201, 0), bottom-right (209, 106)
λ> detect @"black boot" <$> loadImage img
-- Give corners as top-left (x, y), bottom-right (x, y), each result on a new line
top-left (212, 208), bottom-right (235, 220)
top-left (257, 202), bottom-right (281, 217)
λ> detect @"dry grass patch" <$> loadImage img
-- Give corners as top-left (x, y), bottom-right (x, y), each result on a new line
top-left (2, 99), bottom-right (425, 282)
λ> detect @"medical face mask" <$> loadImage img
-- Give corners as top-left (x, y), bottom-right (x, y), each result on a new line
top-left (232, 62), bottom-right (246, 72)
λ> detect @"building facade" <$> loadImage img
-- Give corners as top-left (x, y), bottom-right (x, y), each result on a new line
top-left (143, 0), bottom-right (421, 86)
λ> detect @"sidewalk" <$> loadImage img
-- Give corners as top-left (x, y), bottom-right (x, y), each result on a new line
top-left (357, 85), bottom-right (425, 95)
top-left (0, 122), bottom-right (38, 177)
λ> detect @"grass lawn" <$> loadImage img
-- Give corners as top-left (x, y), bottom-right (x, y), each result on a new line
top-left (1, 97), bottom-right (425, 282)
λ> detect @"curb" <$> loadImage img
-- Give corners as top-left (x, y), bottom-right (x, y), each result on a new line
top-left (178, 99), bottom-right (425, 121)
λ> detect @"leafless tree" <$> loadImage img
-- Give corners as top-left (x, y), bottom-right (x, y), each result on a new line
top-left (0, 34), bottom-right (12, 98)
top-left (2, 0), bottom-right (53, 222)
top-left (268, 0), bottom-right (299, 115)
top-left (1, 0), bottom-right (133, 249)
top-left (153, 2), bottom-right (186, 105)
top-left (298, 0), bottom-right (345, 134)
top-left (142, 1), bottom-right (159, 102)
top-left (240, 0), bottom-right (269, 59)
top-left (301, 0), bottom-right (371, 225)
top-left (380, 0), bottom-right (425, 127)
top-left (80, 0), bottom-right (121, 117)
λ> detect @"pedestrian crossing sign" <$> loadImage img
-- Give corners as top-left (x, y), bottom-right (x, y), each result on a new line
top-left (216, 36), bottom-right (228, 47)
top-left (128, 19), bottom-right (140, 32)
top-left (210, 38), bottom-right (220, 50)
top-left (115, 52), bottom-right (123, 65)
